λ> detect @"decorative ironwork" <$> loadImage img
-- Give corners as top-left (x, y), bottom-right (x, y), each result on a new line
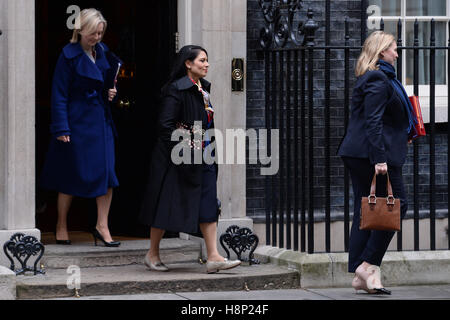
top-left (259, 0), bottom-right (318, 49)
top-left (220, 225), bottom-right (260, 265)
top-left (3, 233), bottom-right (45, 276)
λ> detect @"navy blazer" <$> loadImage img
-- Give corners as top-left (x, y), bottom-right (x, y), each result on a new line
top-left (338, 70), bottom-right (409, 167)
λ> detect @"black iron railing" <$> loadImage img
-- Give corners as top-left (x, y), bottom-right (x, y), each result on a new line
top-left (258, 0), bottom-right (450, 253)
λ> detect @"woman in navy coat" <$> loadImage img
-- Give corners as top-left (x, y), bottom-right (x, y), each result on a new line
top-left (338, 31), bottom-right (416, 294)
top-left (40, 9), bottom-right (120, 247)
top-left (139, 45), bottom-right (241, 273)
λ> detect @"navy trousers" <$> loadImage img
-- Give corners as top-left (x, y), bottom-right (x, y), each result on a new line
top-left (342, 157), bottom-right (408, 273)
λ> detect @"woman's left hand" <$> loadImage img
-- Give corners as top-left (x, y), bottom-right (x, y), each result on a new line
top-left (108, 87), bottom-right (117, 101)
top-left (108, 80), bottom-right (118, 101)
top-left (375, 163), bottom-right (388, 175)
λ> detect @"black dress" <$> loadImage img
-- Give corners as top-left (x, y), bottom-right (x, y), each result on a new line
top-left (198, 104), bottom-right (218, 223)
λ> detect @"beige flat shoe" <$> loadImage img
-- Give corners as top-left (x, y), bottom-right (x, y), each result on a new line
top-left (206, 258), bottom-right (241, 274)
top-left (356, 264), bottom-right (391, 295)
top-left (352, 275), bottom-right (377, 294)
top-left (365, 265), bottom-right (382, 290)
top-left (144, 255), bottom-right (169, 272)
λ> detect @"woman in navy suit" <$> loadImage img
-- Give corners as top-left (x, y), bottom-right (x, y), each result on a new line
top-left (338, 31), bottom-right (416, 294)
top-left (40, 9), bottom-right (120, 247)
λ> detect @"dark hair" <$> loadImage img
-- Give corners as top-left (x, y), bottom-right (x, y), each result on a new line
top-left (161, 45), bottom-right (208, 94)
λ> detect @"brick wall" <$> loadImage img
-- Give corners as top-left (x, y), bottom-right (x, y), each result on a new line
top-left (246, 0), bottom-right (448, 221)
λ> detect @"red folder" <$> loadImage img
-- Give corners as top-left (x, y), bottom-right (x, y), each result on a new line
top-left (408, 96), bottom-right (426, 140)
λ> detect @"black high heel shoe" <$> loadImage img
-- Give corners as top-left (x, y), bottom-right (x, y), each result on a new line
top-left (54, 232), bottom-right (71, 245)
top-left (92, 229), bottom-right (121, 247)
top-left (56, 239), bottom-right (72, 245)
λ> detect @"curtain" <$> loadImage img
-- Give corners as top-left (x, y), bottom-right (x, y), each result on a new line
top-left (368, 0), bottom-right (400, 16)
top-left (405, 0), bottom-right (447, 85)
top-left (407, 0), bottom-right (446, 16)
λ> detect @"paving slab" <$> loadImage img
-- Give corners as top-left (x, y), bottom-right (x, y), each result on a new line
top-left (51, 289), bottom-right (325, 300)
top-left (175, 288), bottom-right (328, 300)
top-left (307, 285), bottom-right (450, 300)
top-left (49, 285), bottom-right (450, 301)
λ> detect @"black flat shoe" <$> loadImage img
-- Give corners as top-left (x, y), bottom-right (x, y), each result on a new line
top-left (374, 288), bottom-right (392, 295)
top-left (92, 229), bottom-right (121, 247)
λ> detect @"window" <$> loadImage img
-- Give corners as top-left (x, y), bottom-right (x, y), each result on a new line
top-left (367, 0), bottom-right (449, 123)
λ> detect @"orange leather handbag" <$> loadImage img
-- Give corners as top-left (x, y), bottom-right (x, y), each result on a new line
top-left (408, 96), bottom-right (426, 140)
top-left (360, 174), bottom-right (401, 232)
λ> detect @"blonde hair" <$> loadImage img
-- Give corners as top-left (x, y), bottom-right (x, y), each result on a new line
top-left (355, 31), bottom-right (395, 77)
top-left (70, 8), bottom-right (107, 44)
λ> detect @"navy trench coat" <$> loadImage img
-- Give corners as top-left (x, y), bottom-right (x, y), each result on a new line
top-left (40, 42), bottom-right (119, 198)
top-left (139, 76), bottom-right (219, 234)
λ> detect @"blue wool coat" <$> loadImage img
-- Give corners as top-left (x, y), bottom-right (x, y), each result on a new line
top-left (40, 42), bottom-right (119, 198)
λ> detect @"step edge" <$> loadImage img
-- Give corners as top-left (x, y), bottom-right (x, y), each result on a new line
top-left (16, 271), bottom-right (300, 299)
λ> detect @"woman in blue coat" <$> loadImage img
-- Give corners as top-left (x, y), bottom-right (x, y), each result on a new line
top-left (338, 31), bottom-right (416, 294)
top-left (40, 9), bottom-right (120, 247)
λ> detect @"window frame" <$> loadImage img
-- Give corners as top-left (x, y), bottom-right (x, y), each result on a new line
top-left (367, 0), bottom-right (450, 123)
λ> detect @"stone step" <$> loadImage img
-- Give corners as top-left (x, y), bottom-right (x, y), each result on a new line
top-left (16, 262), bottom-right (300, 300)
top-left (41, 238), bottom-right (201, 269)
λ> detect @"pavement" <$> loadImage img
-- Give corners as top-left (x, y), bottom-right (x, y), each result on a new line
top-left (5, 286), bottom-right (448, 320)
top-left (3, 237), bottom-right (450, 305)
top-left (51, 284), bottom-right (450, 300)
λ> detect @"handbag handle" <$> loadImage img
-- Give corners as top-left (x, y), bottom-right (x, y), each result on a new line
top-left (368, 173), bottom-right (395, 205)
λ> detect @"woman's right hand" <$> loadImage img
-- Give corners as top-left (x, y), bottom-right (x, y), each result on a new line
top-left (375, 162), bottom-right (388, 175)
top-left (57, 135), bottom-right (71, 143)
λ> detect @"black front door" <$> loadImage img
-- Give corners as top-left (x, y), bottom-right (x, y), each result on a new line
top-left (35, 0), bottom-right (178, 237)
